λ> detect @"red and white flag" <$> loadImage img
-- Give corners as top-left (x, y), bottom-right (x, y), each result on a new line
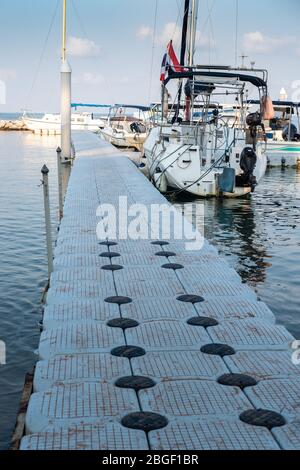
top-left (160, 41), bottom-right (184, 82)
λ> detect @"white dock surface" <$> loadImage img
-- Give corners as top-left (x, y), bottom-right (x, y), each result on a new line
top-left (21, 132), bottom-right (300, 450)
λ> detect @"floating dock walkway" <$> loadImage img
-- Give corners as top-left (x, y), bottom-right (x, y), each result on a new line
top-left (20, 132), bottom-right (300, 450)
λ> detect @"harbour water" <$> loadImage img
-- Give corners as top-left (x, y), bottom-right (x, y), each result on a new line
top-left (174, 170), bottom-right (300, 338)
top-left (0, 131), bottom-right (299, 449)
top-left (0, 131), bottom-right (59, 449)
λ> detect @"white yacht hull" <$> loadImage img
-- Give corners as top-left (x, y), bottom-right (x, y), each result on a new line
top-left (100, 127), bottom-right (148, 152)
top-left (23, 115), bottom-right (106, 134)
top-left (144, 126), bottom-right (267, 198)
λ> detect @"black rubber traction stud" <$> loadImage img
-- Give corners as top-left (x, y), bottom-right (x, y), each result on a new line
top-left (121, 412), bottom-right (168, 432)
top-left (151, 241), bottom-right (170, 246)
top-left (115, 376), bottom-right (156, 391)
top-left (155, 251), bottom-right (177, 258)
top-left (101, 265), bottom-right (124, 272)
top-left (99, 241), bottom-right (118, 247)
top-left (99, 252), bottom-right (121, 259)
top-left (161, 263), bottom-right (184, 270)
top-left (187, 317), bottom-right (219, 328)
top-left (107, 318), bottom-right (139, 330)
top-left (201, 343), bottom-right (236, 357)
top-left (240, 409), bottom-right (286, 430)
top-left (217, 373), bottom-right (258, 389)
top-left (105, 296), bottom-right (132, 305)
top-left (111, 346), bottom-right (146, 358)
top-left (177, 294), bottom-right (205, 304)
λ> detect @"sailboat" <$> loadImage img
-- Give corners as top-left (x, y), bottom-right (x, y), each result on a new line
top-left (144, 0), bottom-right (269, 197)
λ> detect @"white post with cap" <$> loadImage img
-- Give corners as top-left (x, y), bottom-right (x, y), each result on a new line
top-left (56, 146), bottom-right (63, 218)
top-left (41, 165), bottom-right (53, 278)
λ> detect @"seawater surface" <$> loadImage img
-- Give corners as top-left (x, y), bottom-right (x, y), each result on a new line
top-left (0, 132), bottom-right (299, 448)
top-left (0, 131), bottom-right (59, 449)
top-left (173, 168), bottom-right (300, 338)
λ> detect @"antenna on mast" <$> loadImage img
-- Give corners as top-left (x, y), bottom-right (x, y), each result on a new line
top-left (239, 53), bottom-right (248, 68)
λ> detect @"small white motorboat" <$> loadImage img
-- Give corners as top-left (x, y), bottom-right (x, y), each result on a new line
top-left (22, 111), bottom-right (107, 135)
top-left (99, 105), bottom-right (151, 152)
top-left (22, 104), bottom-right (111, 135)
top-left (249, 99), bottom-right (300, 167)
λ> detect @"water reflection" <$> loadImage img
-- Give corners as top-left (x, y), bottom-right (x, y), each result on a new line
top-left (172, 167), bottom-right (300, 338)
top-left (0, 132), bottom-right (59, 450)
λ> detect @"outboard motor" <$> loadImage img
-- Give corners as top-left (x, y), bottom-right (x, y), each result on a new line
top-left (237, 146), bottom-right (258, 192)
top-left (246, 112), bottom-right (265, 150)
top-left (282, 123), bottom-right (300, 142)
top-left (130, 122), bottom-right (146, 134)
top-left (246, 112), bottom-right (262, 128)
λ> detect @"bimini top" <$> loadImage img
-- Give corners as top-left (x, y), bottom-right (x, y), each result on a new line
top-left (71, 103), bottom-right (111, 108)
top-left (164, 70), bottom-right (267, 88)
top-left (114, 104), bottom-right (151, 112)
top-left (248, 100), bottom-right (300, 108)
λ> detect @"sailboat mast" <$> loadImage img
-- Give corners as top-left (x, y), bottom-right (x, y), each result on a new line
top-left (180, 0), bottom-right (190, 66)
top-left (60, 0), bottom-right (72, 160)
top-left (188, 0), bottom-right (199, 67)
top-left (62, 0), bottom-right (67, 62)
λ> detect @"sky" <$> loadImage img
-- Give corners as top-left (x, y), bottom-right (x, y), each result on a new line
top-left (0, 0), bottom-right (299, 113)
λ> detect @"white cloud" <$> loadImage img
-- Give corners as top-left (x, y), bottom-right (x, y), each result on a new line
top-left (243, 31), bottom-right (297, 54)
top-left (156, 23), bottom-right (182, 46)
top-left (137, 25), bottom-right (153, 39)
top-left (73, 72), bottom-right (104, 85)
top-left (67, 36), bottom-right (101, 58)
top-left (195, 32), bottom-right (215, 49)
top-left (117, 76), bottom-right (129, 84)
top-left (156, 22), bottom-right (214, 50)
top-left (296, 48), bottom-right (300, 57)
top-left (0, 68), bottom-right (17, 80)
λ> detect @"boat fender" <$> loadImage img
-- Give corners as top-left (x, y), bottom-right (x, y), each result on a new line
top-left (153, 170), bottom-right (167, 193)
top-left (261, 95), bottom-right (275, 120)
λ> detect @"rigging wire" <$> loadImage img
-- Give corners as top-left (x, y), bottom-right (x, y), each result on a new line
top-left (70, 0), bottom-right (115, 105)
top-left (207, 2), bottom-right (218, 64)
top-left (235, 0), bottom-right (239, 67)
top-left (148, 0), bottom-right (159, 104)
top-left (70, 0), bottom-right (89, 38)
top-left (193, 0), bottom-right (216, 64)
top-left (171, 0), bottom-right (185, 46)
top-left (25, 0), bottom-right (60, 110)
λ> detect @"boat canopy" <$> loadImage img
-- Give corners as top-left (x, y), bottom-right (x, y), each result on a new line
top-left (71, 103), bottom-right (151, 112)
top-left (114, 104), bottom-right (151, 112)
top-left (71, 103), bottom-right (111, 108)
top-left (248, 100), bottom-right (300, 108)
top-left (164, 70), bottom-right (267, 88)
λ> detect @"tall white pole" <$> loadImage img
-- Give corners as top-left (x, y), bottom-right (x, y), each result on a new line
top-left (61, 0), bottom-right (72, 160)
top-left (56, 146), bottom-right (63, 218)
